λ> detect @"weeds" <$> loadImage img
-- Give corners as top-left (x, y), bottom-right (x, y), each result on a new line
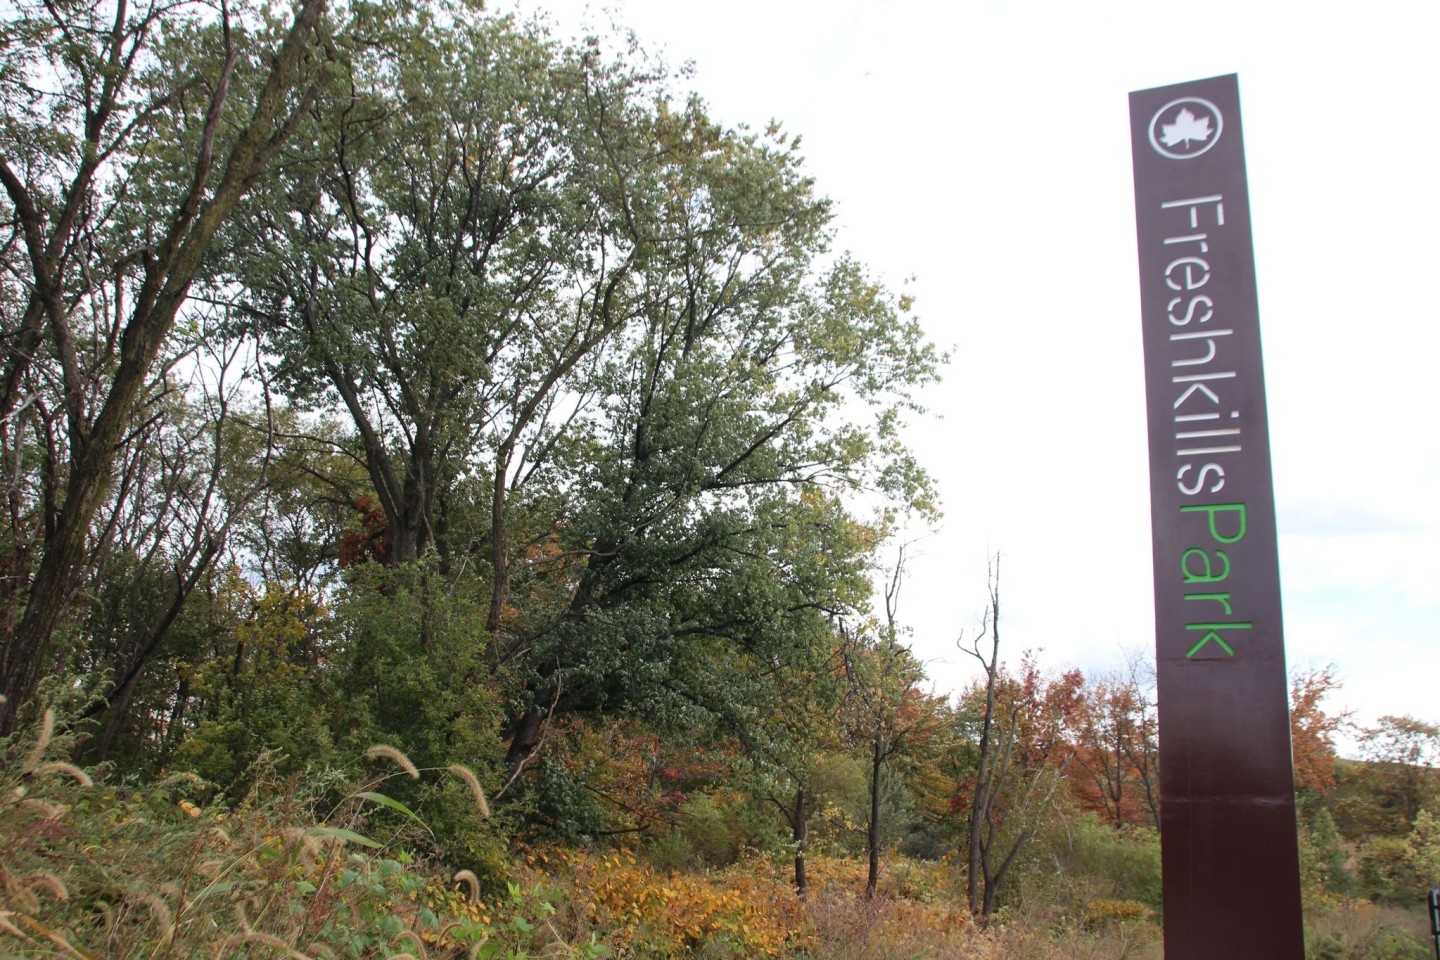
top-left (0, 718), bottom-right (576, 958)
top-left (7, 711), bottom-right (1416, 959)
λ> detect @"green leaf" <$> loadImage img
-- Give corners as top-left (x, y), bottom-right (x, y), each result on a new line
top-left (355, 790), bottom-right (427, 828)
top-left (308, 826), bottom-right (381, 848)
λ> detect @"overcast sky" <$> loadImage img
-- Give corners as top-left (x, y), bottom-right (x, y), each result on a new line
top-left (506, 0), bottom-right (1439, 751)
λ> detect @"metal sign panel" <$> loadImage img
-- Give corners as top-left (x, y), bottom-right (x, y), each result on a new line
top-left (1128, 74), bottom-right (1303, 959)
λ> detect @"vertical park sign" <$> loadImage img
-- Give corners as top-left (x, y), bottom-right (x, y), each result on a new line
top-left (1128, 74), bottom-right (1304, 959)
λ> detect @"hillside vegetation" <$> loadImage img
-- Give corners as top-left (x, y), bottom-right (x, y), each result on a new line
top-left (0, 1), bottom-right (1436, 956)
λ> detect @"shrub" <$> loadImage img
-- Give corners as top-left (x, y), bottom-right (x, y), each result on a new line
top-left (1052, 813), bottom-right (1163, 910)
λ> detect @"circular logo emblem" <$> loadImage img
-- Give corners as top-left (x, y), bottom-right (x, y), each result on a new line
top-left (1148, 97), bottom-right (1223, 160)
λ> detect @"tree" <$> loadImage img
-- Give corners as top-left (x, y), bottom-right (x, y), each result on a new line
top-left (836, 546), bottom-right (948, 898)
top-left (740, 633), bottom-right (848, 897)
top-left (1298, 806), bottom-right (1353, 899)
top-left (841, 634), bottom-right (920, 899)
top-left (0, 13), bottom-right (946, 893)
top-left (1289, 664), bottom-right (1350, 798)
top-left (216, 24), bottom-right (945, 791)
top-left (60, 316), bottom-right (305, 760)
top-left (489, 101), bottom-right (940, 773)
top-left (958, 556), bottom-right (1079, 918)
top-left (1067, 653), bottom-right (1159, 829)
top-left (0, 0), bottom-right (334, 730)
top-left (166, 569), bottom-right (335, 787)
top-left (1361, 715), bottom-right (1440, 830)
top-left (225, 15), bottom-right (670, 583)
top-left (1403, 807), bottom-right (1440, 888)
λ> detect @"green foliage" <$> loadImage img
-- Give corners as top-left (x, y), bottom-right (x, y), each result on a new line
top-left (678, 793), bottom-right (742, 867)
top-left (311, 559), bottom-right (514, 877)
top-left (529, 755), bottom-right (615, 843)
top-left (1405, 807), bottom-right (1440, 883)
top-left (1358, 837), bottom-right (1416, 904)
top-left (1356, 806), bottom-right (1440, 904)
top-left (1046, 814), bottom-right (1163, 912)
top-left (1335, 717), bottom-right (1440, 839)
top-left (655, 790), bottom-right (788, 869)
top-left (170, 572), bottom-right (336, 787)
top-left (1305, 901), bottom-right (1432, 960)
top-left (1301, 807), bottom-right (1357, 901)
top-left (329, 559), bottom-right (502, 758)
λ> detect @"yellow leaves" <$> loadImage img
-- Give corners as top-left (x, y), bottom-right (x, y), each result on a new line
top-left (563, 850), bottom-right (800, 957)
top-left (1083, 898), bottom-right (1154, 928)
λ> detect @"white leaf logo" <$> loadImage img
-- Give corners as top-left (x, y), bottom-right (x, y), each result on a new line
top-left (1160, 108), bottom-right (1213, 149)
top-left (1147, 97), bottom-right (1224, 160)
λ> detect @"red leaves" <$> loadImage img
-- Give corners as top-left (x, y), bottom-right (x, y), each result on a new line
top-left (339, 495), bottom-right (391, 567)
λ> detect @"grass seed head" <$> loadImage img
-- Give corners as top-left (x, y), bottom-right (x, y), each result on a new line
top-left (32, 762), bottom-right (92, 787)
top-left (137, 892), bottom-right (174, 940)
top-left (26, 871), bottom-right (68, 902)
top-left (0, 912), bottom-right (34, 943)
top-left (393, 929), bottom-right (428, 958)
top-left (18, 798), bottom-right (64, 819)
top-left (454, 869), bottom-right (480, 904)
top-left (447, 765), bottom-right (490, 818)
top-left (20, 710), bottom-right (54, 775)
top-left (8, 885), bottom-right (38, 912)
top-left (365, 744), bottom-right (420, 779)
top-left (156, 770), bottom-right (210, 790)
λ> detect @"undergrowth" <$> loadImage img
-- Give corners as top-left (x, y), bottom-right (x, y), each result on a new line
top-left (13, 708), bottom-right (1382, 959)
top-left (0, 709), bottom-right (592, 959)
top-left (0, 705), bottom-right (1165, 960)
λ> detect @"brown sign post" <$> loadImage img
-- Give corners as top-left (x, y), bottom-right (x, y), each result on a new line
top-left (1128, 74), bottom-right (1304, 959)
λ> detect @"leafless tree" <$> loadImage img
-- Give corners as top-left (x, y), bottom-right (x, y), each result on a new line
top-left (960, 554), bottom-right (1075, 918)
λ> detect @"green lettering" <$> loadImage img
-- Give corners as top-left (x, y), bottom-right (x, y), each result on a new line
top-left (1180, 502), bottom-right (1248, 543)
top-left (1181, 548), bottom-right (1231, 584)
top-left (1185, 592), bottom-right (1233, 615)
top-left (1184, 621), bottom-right (1252, 658)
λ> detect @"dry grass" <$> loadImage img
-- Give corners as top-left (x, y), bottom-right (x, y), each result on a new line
top-left (0, 724), bottom-right (520, 959)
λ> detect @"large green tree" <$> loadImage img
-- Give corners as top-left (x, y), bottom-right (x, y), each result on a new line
top-left (213, 11), bottom-right (941, 782)
top-left (225, 15), bottom-right (668, 579)
top-left (0, 1), bottom-right (944, 827)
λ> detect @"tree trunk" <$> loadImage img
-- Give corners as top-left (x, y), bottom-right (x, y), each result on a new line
top-left (504, 684), bottom-right (555, 773)
top-left (95, 667), bottom-right (141, 764)
top-left (793, 786), bottom-right (809, 897)
top-left (486, 457), bottom-right (510, 634)
top-left (965, 555), bottom-right (1002, 918)
top-left (866, 725), bottom-right (883, 899)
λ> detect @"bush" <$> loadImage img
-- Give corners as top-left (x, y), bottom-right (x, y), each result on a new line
top-left (1358, 836), bottom-right (1415, 903)
top-left (1052, 813), bottom-right (1163, 910)
top-left (1304, 900), bottom-right (1431, 960)
top-left (1302, 806), bottom-right (1357, 902)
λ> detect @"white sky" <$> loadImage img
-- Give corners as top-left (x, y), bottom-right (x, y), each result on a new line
top-left (508, 0), bottom-right (1439, 752)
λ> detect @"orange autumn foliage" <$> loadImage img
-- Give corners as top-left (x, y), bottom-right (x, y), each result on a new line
top-left (1289, 665), bottom-right (1350, 795)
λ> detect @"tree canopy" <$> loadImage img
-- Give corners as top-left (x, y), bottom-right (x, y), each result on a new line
top-left (0, 0), bottom-right (941, 791)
